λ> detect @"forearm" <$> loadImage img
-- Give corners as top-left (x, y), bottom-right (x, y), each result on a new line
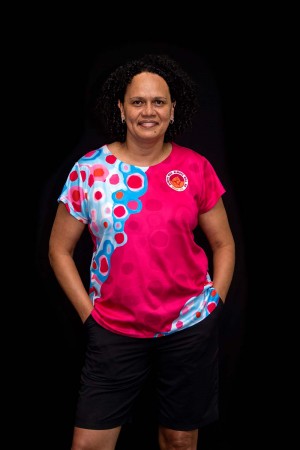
top-left (49, 253), bottom-right (93, 322)
top-left (211, 243), bottom-right (235, 302)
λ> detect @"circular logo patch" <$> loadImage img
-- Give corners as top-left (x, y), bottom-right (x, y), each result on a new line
top-left (166, 170), bottom-right (188, 191)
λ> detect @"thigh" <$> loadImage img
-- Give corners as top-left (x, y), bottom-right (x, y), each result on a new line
top-left (159, 427), bottom-right (198, 450)
top-left (71, 426), bottom-right (121, 450)
top-left (74, 315), bottom-right (152, 430)
top-left (155, 301), bottom-right (223, 430)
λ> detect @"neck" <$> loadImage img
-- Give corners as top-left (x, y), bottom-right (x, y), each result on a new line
top-left (109, 140), bottom-right (171, 166)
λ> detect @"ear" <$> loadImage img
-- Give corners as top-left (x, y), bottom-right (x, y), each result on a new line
top-left (118, 100), bottom-right (123, 114)
top-left (170, 102), bottom-right (176, 121)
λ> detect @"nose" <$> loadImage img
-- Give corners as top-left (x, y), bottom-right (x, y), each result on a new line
top-left (142, 102), bottom-right (155, 115)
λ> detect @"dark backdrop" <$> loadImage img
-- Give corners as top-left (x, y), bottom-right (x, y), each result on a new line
top-left (31, 38), bottom-right (263, 449)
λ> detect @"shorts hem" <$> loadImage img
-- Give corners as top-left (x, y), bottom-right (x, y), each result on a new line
top-left (158, 416), bottom-right (218, 431)
top-left (74, 419), bottom-right (128, 430)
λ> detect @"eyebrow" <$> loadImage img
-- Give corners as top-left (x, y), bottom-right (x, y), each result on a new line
top-left (129, 96), bottom-right (168, 100)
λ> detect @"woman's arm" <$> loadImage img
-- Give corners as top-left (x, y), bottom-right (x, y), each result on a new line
top-left (49, 202), bottom-right (94, 322)
top-left (198, 197), bottom-right (235, 302)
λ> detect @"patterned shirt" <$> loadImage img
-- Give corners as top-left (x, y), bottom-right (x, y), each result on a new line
top-left (58, 142), bottom-right (225, 338)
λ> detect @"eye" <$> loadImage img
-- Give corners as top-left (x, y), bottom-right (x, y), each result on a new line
top-left (132, 100), bottom-right (143, 106)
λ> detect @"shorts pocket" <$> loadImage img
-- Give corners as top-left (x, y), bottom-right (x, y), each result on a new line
top-left (83, 313), bottom-right (95, 328)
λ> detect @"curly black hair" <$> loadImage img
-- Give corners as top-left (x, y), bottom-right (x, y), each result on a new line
top-left (93, 54), bottom-right (200, 143)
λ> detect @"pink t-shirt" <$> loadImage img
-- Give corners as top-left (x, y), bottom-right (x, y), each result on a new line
top-left (58, 142), bottom-right (225, 338)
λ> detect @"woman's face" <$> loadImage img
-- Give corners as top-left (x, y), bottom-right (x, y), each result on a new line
top-left (118, 72), bottom-right (175, 142)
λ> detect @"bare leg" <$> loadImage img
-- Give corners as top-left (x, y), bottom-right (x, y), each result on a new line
top-left (71, 426), bottom-right (121, 450)
top-left (158, 426), bottom-right (198, 450)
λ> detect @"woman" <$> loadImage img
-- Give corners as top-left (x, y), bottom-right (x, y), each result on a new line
top-left (49, 53), bottom-right (235, 450)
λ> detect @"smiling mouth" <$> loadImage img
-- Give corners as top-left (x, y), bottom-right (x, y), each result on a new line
top-left (139, 121), bottom-right (158, 127)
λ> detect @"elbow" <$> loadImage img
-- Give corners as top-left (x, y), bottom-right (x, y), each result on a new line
top-left (48, 237), bottom-right (60, 270)
top-left (48, 244), bottom-right (55, 269)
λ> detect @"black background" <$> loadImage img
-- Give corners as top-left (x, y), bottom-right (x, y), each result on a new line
top-left (27, 16), bottom-right (273, 448)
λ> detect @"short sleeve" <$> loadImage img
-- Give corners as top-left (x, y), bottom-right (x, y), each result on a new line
top-left (58, 161), bottom-right (90, 224)
top-left (197, 156), bottom-right (226, 214)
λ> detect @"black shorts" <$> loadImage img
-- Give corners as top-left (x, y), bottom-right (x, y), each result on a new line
top-left (74, 300), bottom-right (223, 431)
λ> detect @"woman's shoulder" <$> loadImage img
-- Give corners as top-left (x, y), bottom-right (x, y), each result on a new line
top-left (77, 144), bottom-right (109, 164)
top-left (172, 142), bottom-right (208, 162)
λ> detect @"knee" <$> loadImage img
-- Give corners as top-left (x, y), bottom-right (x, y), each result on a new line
top-left (158, 427), bottom-right (198, 450)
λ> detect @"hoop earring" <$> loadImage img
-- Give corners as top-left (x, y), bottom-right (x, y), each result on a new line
top-left (170, 119), bottom-right (174, 125)
top-left (121, 117), bottom-right (126, 124)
